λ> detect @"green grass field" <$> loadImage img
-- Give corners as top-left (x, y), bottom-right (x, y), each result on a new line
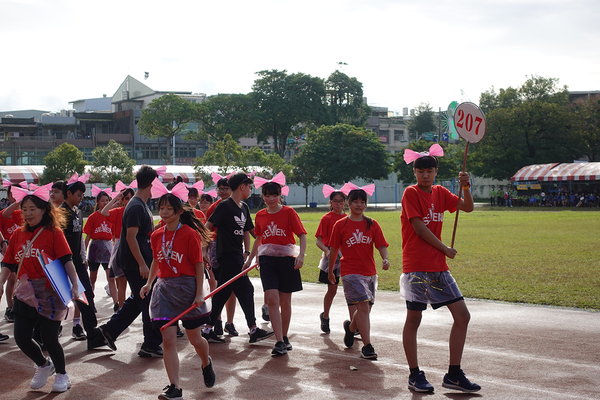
top-left (245, 207), bottom-right (600, 311)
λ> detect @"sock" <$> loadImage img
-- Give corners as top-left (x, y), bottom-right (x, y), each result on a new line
top-left (249, 326), bottom-right (257, 334)
top-left (409, 367), bottom-right (420, 376)
top-left (202, 327), bottom-right (212, 334)
top-left (448, 365), bottom-right (461, 377)
top-left (73, 318), bottom-right (80, 326)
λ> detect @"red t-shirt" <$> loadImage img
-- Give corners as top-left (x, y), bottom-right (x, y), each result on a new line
top-left (400, 185), bottom-right (458, 273)
top-left (329, 217), bottom-right (388, 277)
top-left (0, 212), bottom-right (22, 240)
top-left (83, 211), bottom-right (114, 241)
top-left (205, 198), bottom-right (222, 220)
top-left (3, 226), bottom-right (72, 279)
top-left (193, 208), bottom-right (207, 225)
top-left (315, 211), bottom-right (347, 247)
top-left (254, 205), bottom-right (306, 245)
top-left (107, 207), bottom-right (125, 239)
top-left (151, 224), bottom-right (203, 278)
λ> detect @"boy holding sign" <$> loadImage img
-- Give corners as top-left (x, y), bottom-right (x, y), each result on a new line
top-left (400, 144), bottom-right (481, 393)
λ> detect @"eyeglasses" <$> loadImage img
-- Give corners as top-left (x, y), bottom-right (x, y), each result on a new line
top-left (218, 187), bottom-right (231, 192)
top-left (331, 200), bottom-right (345, 204)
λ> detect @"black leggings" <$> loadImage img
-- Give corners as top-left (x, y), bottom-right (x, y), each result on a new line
top-left (13, 299), bottom-right (65, 374)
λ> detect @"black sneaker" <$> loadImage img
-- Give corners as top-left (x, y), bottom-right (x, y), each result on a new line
top-left (4, 307), bottom-right (14, 323)
top-left (224, 322), bottom-right (239, 336)
top-left (138, 345), bottom-right (163, 358)
top-left (319, 312), bottom-right (330, 334)
top-left (343, 320), bottom-right (354, 348)
top-left (97, 325), bottom-right (117, 351)
top-left (283, 336), bottom-right (292, 351)
top-left (248, 327), bottom-right (274, 343)
top-left (202, 356), bottom-right (216, 388)
top-left (72, 324), bottom-right (86, 340)
top-left (202, 329), bottom-right (226, 343)
top-left (214, 319), bottom-right (223, 336)
top-left (158, 383), bottom-right (182, 400)
top-left (271, 341), bottom-right (287, 356)
top-left (0, 333), bottom-right (8, 341)
top-left (442, 370), bottom-right (481, 393)
top-left (261, 304), bottom-right (270, 321)
top-left (176, 326), bottom-right (184, 338)
top-left (360, 343), bottom-right (377, 360)
top-left (408, 370), bottom-right (434, 393)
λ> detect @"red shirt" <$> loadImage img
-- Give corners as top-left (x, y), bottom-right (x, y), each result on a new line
top-left (83, 211), bottom-right (113, 241)
top-left (205, 198), bottom-right (222, 220)
top-left (193, 208), bottom-right (207, 225)
top-left (315, 211), bottom-right (347, 247)
top-left (3, 226), bottom-right (72, 279)
top-left (0, 212), bottom-right (21, 240)
top-left (400, 185), bottom-right (458, 273)
top-left (107, 207), bottom-right (125, 239)
top-left (254, 206), bottom-right (306, 245)
top-left (151, 224), bottom-right (203, 278)
top-left (330, 217), bottom-right (388, 277)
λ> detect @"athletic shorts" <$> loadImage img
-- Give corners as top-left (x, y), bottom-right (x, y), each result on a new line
top-left (318, 269), bottom-right (340, 285)
top-left (152, 316), bottom-right (208, 330)
top-left (88, 261), bottom-right (109, 272)
top-left (341, 274), bottom-right (377, 305)
top-left (399, 271), bottom-right (464, 311)
top-left (259, 255), bottom-right (303, 293)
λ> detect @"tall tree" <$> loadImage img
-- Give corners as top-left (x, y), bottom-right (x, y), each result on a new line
top-left (252, 70), bottom-right (328, 156)
top-left (137, 93), bottom-right (196, 164)
top-left (89, 140), bottom-right (136, 188)
top-left (407, 102), bottom-right (437, 140)
top-left (41, 143), bottom-right (86, 183)
top-left (325, 70), bottom-right (370, 126)
top-left (194, 134), bottom-right (244, 174)
top-left (571, 94), bottom-right (600, 162)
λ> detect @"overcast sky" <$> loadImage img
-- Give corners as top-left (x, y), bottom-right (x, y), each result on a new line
top-left (2, 0), bottom-right (599, 115)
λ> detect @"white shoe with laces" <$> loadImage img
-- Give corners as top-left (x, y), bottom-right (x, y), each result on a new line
top-left (52, 373), bottom-right (72, 392)
top-left (30, 359), bottom-right (55, 389)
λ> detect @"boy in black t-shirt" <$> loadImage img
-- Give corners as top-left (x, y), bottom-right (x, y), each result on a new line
top-left (202, 172), bottom-right (274, 344)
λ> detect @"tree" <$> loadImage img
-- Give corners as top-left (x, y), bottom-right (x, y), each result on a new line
top-left (407, 103), bottom-right (437, 140)
top-left (252, 70), bottom-right (328, 156)
top-left (294, 124), bottom-right (391, 187)
top-left (571, 95), bottom-right (600, 162)
top-left (393, 140), bottom-right (463, 184)
top-left (137, 93), bottom-right (195, 164)
top-left (89, 140), bottom-right (136, 188)
top-left (470, 76), bottom-right (583, 180)
top-left (41, 143), bottom-right (86, 183)
top-left (194, 134), bottom-right (244, 174)
top-left (325, 70), bottom-right (370, 126)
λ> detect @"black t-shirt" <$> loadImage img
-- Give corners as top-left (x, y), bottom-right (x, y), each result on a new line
top-left (208, 198), bottom-right (254, 259)
top-left (60, 203), bottom-right (84, 267)
top-left (116, 196), bottom-right (154, 270)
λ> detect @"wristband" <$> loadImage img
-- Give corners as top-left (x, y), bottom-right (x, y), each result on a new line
top-left (462, 183), bottom-right (471, 189)
top-left (244, 251), bottom-right (250, 255)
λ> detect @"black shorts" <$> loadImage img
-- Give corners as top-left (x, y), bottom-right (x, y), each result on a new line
top-left (318, 269), bottom-right (340, 285)
top-left (152, 315), bottom-right (210, 331)
top-left (88, 261), bottom-right (109, 272)
top-left (259, 255), bottom-right (303, 293)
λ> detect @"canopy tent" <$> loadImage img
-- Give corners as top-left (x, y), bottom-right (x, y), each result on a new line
top-left (511, 163), bottom-right (600, 182)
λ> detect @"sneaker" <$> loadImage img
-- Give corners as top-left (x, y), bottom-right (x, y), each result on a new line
top-left (0, 333), bottom-right (8, 341)
top-left (343, 320), bottom-right (354, 348)
top-left (202, 356), bottom-right (216, 388)
top-left (72, 324), bottom-right (86, 340)
top-left (408, 370), bottom-right (434, 393)
top-left (283, 336), bottom-right (292, 351)
top-left (202, 329), bottom-right (226, 343)
top-left (176, 325), bottom-right (184, 338)
top-left (51, 373), bottom-right (71, 393)
top-left (138, 345), bottom-right (163, 358)
top-left (30, 359), bottom-right (55, 389)
top-left (113, 302), bottom-right (120, 313)
top-left (158, 383), bottom-right (182, 400)
top-left (97, 325), bottom-right (117, 351)
top-left (214, 319), bottom-right (223, 336)
top-left (442, 370), bottom-right (481, 393)
top-left (319, 312), bottom-right (330, 334)
top-left (4, 307), bottom-right (14, 323)
top-left (360, 343), bottom-right (377, 360)
top-left (271, 341), bottom-right (287, 356)
top-left (104, 284), bottom-right (111, 297)
top-left (248, 327), bottom-right (274, 343)
top-left (224, 322), bottom-right (239, 336)
top-left (261, 304), bottom-right (270, 321)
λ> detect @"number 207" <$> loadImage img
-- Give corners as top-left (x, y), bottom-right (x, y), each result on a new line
top-left (456, 109), bottom-right (483, 135)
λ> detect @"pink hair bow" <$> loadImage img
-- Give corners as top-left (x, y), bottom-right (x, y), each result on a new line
top-left (341, 182), bottom-right (376, 196)
top-left (322, 184), bottom-right (345, 198)
top-left (403, 143), bottom-right (444, 164)
top-left (150, 178), bottom-right (188, 202)
top-left (211, 171), bottom-right (236, 184)
top-left (187, 180), bottom-right (204, 191)
top-left (12, 183), bottom-right (53, 203)
top-left (92, 185), bottom-right (114, 198)
top-left (204, 188), bottom-right (218, 198)
top-left (67, 172), bottom-right (90, 185)
top-left (115, 180), bottom-right (137, 192)
top-left (156, 166), bottom-right (167, 178)
top-left (254, 172), bottom-right (286, 189)
top-left (3, 180), bottom-right (29, 189)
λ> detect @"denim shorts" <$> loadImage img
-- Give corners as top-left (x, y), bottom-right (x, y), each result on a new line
top-left (341, 274), bottom-right (377, 305)
top-left (400, 271), bottom-right (463, 310)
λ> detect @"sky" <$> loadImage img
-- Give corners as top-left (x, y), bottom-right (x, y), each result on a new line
top-left (1, 0), bottom-right (599, 115)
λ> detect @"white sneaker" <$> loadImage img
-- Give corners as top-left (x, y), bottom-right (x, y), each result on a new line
top-left (104, 284), bottom-right (111, 296)
top-left (52, 373), bottom-right (72, 392)
top-left (30, 359), bottom-right (55, 389)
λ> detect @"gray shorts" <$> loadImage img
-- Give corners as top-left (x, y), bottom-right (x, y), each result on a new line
top-left (108, 238), bottom-right (125, 278)
top-left (399, 271), bottom-right (463, 310)
top-left (341, 274), bottom-right (377, 305)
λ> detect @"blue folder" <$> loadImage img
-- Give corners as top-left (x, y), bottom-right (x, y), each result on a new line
top-left (38, 251), bottom-right (87, 306)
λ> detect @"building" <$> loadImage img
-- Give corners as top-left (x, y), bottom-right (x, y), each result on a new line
top-left (366, 106), bottom-right (410, 154)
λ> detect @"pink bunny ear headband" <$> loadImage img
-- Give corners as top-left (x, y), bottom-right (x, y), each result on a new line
top-left (115, 180), bottom-right (138, 192)
top-left (91, 185), bottom-right (114, 199)
top-left (341, 182), bottom-right (376, 196)
top-left (155, 165), bottom-right (167, 177)
top-left (211, 171), bottom-right (236, 184)
top-left (322, 184), bottom-right (345, 198)
top-left (12, 183), bottom-right (53, 203)
top-left (67, 172), bottom-right (90, 187)
top-left (403, 143), bottom-right (444, 164)
top-left (254, 172), bottom-right (290, 196)
top-left (3, 180), bottom-right (29, 189)
top-left (150, 178), bottom-right (189, 203)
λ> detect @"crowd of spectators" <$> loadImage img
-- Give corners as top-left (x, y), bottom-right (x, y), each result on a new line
top-left (491, 186), bottom-right (599, 208)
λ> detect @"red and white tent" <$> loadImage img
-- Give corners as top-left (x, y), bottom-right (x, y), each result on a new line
top-left (512, 163), bottom-right (600, 182)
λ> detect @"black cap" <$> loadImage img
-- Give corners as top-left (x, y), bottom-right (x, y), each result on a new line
top-left (228, 172), bottom-right (253, 191)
